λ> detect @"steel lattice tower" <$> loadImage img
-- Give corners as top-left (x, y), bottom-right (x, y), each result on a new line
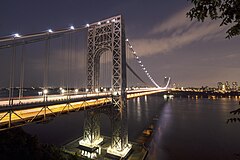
top-left (80, 15), bottom-right (131, 157)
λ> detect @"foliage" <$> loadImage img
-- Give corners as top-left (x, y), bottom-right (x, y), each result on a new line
top-left (187, 0), bottom-right (240, 38)
top-left (227, 108), bottom-right (240, 123)
top-left (0, 128), bottom-right (79, 160)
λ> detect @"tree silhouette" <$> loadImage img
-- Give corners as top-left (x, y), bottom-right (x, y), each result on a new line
top-left (187, 0), bottom-right (240, 38)
top-left (227, 108), bottom-right (240, 123)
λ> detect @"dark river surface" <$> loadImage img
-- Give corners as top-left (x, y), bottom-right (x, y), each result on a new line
top-left (23, 95), bottom-right (240, 160)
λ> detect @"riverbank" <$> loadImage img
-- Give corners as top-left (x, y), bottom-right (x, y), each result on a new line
top-left (169, 90), bottom-right (240, 99)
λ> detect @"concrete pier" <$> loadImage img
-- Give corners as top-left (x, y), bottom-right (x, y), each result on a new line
top-left (63, 136), bottom-right (147, 160)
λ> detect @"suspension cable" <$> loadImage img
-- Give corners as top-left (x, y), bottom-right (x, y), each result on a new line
top-left (61, 35), bottom-right (65, 88)
top-left (67, 32), bottom-right (73, 98)
top-left (74, 32), bottom-right (78, 89)
top-left (126, 63), bottom-right (147, 85)
top-left (9, 40), bottom-right (16, 105)
top-left (125, 39), bottom-right (160, 88)
top-left (44, 37), bottom-right (50, 89)
top-left (19, 43), bottom-right (25, 102)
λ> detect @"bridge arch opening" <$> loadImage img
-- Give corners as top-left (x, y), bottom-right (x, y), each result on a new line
top-left (93, 48), bottom-right (113, 92)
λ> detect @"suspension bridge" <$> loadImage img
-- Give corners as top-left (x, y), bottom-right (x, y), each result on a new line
top-left (0, 15), bottom-right (170, 158)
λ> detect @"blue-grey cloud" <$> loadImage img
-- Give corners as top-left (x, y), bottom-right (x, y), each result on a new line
top-left (131, 6), bottom-right (228, 57)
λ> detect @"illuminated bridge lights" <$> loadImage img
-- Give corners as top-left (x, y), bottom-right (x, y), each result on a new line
top-left (61, 89), bottom-right (66, 94)
top-left (70, 25), bottom-right (75, 30)
top-left (126, 39), bottom-right (160, 88)
top-left (4, 17), bottom-right (123, 44)
top-left (13, 33), bottom-right (21, 38)
top-left (43, 89), bottom-right (48, 95)
top-left (75, 89), bottom-right (79, 93)
top-left (47, 29), bottom-right (53, 33)
top-left (79, 137), bottom-right (103, 159)
top-left (107, 144), bottom-right (132, 158)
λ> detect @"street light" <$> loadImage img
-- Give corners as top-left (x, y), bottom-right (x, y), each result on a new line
top-left (70, 26), bottom-right (75, 30)
top-left (13, 33), bottom-right (21, 38)
top-left (48, 29), bottom-right (53, 33)
top-left (75, 89), bottom-right (79, 93)
top-left (61, 89), bottom-right (65, 94)
top-left (43, 89), bottom-right (48, 101)
top-left (95, 88), bottom-right (99, 93)
top-left (43, 89), bottom-right (48, 95)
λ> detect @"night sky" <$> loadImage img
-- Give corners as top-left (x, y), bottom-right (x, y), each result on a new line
top-left (1, 0), bottom-right (240, 87)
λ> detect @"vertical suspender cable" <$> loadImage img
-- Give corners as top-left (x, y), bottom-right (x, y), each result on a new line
top-left (67, 33), bottom-right (72, 98)
top-left (9, 40), bottom-right (16, 106)
top-left (84, 30), bottom-right (87, 91)
top-left (19, 43), bottom-right (25, 102)
top-left (74, 32), bottom-right (78, 89)
top-left (70, 33), bottom-right (73, 91)
top-left (43, 35), bottom-right (50, 102)
top-left (126, 45), bottom-right (128, 88)
top-left (67, 34), bottom-right (69, 97)
top-left (61, 35), bottom-right (65, 88)
top-left (44, 38), bottom-right (50, 90)
top-left (47, 39), bottom-right (50, 88)
top-left (64, 34), bottom-right (68, 94)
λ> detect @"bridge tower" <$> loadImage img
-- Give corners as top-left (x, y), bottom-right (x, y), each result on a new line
top-left (79, 15), bottom-right (131, 158)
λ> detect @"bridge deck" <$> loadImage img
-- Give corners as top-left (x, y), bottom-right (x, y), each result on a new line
top-left (0, 89), bottom-right (165, 130)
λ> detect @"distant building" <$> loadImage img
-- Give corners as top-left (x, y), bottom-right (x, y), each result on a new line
top-left (217, 82), bottom-right (223, 90)
top-left (172, 83), bottom-right (177, 89)
top-left (232, 82), bottom-right (238, 91)
top-left (225, 81), bottom-right (231, 91)
top-left (217, 81), bottom-right (239, 91)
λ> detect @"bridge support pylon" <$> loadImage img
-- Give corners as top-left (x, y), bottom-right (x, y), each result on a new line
top-left (79, 15), bottom-right (132, 159)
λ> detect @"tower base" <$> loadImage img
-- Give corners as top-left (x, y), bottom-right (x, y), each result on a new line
top-left (107, 143), bottom-right (132, 158)
top-left (78, 137), bottom-right (103, 159)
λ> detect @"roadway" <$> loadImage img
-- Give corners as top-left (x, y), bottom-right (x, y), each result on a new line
top-left (0, 88), bottom-right (166, 130)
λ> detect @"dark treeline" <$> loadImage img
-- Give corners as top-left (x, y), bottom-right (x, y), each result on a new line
top-left (0, 128), bottom-right (79, 160)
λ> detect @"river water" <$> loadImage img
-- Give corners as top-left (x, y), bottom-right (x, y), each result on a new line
top-left (23, 95), bottom-right (240, 160)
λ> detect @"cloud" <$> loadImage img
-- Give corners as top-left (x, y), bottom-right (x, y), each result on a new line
top-left (131, 6), bottom-right (227, 57)
top-left (150, 6), bottom-right (193, 35)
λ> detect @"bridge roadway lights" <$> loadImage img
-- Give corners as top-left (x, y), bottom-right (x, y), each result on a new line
top-left (78, 137), bottom-right (103, 159)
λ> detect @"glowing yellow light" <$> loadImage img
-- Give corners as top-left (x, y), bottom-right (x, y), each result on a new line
top-left (43, 89), bottom-right (48, 94)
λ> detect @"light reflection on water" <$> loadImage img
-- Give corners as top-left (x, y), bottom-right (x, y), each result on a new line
top-left (23, 96), bottom-right (240, 160)
top-left (147, 98), bottom-right (240, 160)
top-left (23, 95), bottom-right (165, 145)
